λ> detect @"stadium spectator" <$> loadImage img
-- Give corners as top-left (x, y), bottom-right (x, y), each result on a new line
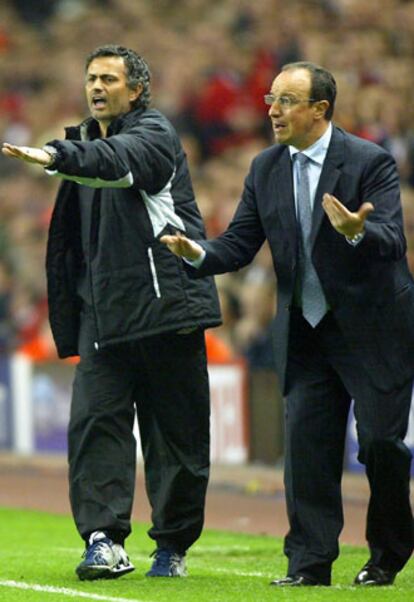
top-left (2, 44), bottom-right (221, 581)
top-left (160, 61), bottom-right (414, 587)
top-left (2, 0), bottom-right (414, 363)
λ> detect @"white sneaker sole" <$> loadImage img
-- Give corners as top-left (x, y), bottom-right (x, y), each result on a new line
top-left (76, 563), bottom-right (135, 581)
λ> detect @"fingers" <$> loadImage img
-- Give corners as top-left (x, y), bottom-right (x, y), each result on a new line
top-left (322, 193), bottom-right (374, 237)
top-left (323, 193), bottom-right (374, 214)
top-left (1, 143), bottom-right (50, 165)
top-left (159, 232), bottom-right (202, 260)
top-left (322, 194), bottom-right (351, 219)
top-left (2, 143), bottom-right (31, 161)
top-left (322, 193), bottom-right (349, 223)
top-left (323, 194), bottom-right (375, 220)
top-left (160, 233), bottom-right (186, 245)
top-left (322, 192), bottom-right (337, 207)
top-left (2, 142), bottom-right (27, 155)
top-left (1, 143), bottom-right (20, 158)
top-left (159, 233), bottom-right (189, 257)
top-left (159, 235), bottom-right (176, 244)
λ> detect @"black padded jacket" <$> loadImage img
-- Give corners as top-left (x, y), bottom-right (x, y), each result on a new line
top-left (45, 106), bottom-right (221, 357)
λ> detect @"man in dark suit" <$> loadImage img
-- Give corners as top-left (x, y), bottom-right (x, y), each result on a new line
top-left (161, 61), bottom-right (414, 586)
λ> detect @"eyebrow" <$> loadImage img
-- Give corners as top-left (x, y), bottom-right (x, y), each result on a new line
top-left (86, 72), bottom-right (120, 79)
top-left (268, 92), bottom-right (298, 98)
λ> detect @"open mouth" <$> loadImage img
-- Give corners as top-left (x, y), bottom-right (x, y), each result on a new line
top-left (92, 96), bottom-right (107, 109)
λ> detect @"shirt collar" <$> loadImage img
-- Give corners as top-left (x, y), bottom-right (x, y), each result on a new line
top-left (289, 122), bottom-right (333, 165)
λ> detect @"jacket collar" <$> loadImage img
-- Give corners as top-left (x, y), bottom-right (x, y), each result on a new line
top-left (64, 105), bottom-right (148, 141)
top-left (289, 121), bottom-right (333, 166)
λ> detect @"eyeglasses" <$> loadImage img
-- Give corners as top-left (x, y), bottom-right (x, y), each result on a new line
top-left (264, 94), bottom-right (317, 108)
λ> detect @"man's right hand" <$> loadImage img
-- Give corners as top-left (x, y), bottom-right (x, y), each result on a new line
top-left (2, 143), bottom-right (53, 166)
top-left (160, 232), bottom-right (203, 261)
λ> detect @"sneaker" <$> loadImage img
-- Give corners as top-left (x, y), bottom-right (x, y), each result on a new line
top-left (145, 548), bottom-right (187, 577)
top-left (76, 531), bottom-right (135, 581)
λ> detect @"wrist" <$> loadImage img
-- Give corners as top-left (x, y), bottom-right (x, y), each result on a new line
top-left (42, 144), bottom-right (59, 168)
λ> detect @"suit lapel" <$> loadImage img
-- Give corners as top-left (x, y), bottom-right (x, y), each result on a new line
top-left (310, 126), bottom-right (345, 247)
top-left (270, 148), bottom-right (297, 241)
top-left (268, 129), bottom-right (345, 249)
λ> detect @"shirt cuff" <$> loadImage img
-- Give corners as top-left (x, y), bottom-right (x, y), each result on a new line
top-left (183, 249), bottom-right (206, 268)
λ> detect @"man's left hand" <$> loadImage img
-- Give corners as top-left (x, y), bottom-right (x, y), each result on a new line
top-left (1, 143), bottom-right (52, 166)
top-left (322, 193), bottom-right (374, 238)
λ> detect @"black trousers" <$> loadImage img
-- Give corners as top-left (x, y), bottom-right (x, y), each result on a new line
top-left (68, 314), bottom-right (210, 553)
top-left (284, 309), bottom-right (414, 584)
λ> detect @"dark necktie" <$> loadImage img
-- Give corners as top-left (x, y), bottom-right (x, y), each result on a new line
top-left (295, 152), bottom-right (328, 327)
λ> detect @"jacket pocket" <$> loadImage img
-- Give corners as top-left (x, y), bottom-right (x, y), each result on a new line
top-left (148, 247), bottom-right (161, 298)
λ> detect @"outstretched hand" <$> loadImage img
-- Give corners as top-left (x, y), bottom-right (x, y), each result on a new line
top-left (1, 143), bottom-right (52, 166)
top-left (322, 193), bottom-right (374, 238)
top-left (160, 231), bottom-right (203, 261)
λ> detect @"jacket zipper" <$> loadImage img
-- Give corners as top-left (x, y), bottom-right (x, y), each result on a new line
top-left (89, 191), bottom-right (101, 350)
top-left (148, 247), bottom-right (161, 298)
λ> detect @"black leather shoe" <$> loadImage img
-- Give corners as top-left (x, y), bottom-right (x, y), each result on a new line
top-left (270, 575), bottom-right (324, 586)
top-left (354, 563), bottom-right (396, 586)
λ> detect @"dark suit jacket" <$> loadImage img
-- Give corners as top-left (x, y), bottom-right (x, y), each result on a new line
top-left (193, 125), bottom-right (414, 393)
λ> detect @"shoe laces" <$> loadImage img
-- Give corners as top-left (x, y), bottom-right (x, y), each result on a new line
top-left (83, 532), bottom-right (114, 564)
top-left (113, 544), bottom-right (130, 567)
top-left (150, 548), bottom-right (183, 570)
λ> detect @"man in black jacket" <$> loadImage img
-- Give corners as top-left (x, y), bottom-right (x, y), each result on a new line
top-left (2, 45), bottom-right (221, 580)
top-left (161, 62), bottom-right (414, 587)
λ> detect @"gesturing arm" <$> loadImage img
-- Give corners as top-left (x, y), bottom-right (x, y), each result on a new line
top-left (2, 113), bottom-right (176, 193)
top-left (323, 149), bottom-right (406, 261)
top-left (162, 159), bottom-right (266, 277)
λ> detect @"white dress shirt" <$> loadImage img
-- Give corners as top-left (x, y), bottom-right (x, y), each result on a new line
top-left (289, 122), bottom-right (332, 213)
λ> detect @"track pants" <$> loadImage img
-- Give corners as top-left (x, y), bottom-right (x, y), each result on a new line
top-left (68, 320), bottom-right (210, 553)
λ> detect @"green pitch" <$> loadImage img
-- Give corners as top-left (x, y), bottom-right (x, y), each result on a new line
top-left (0, 507), bottom-right (412, 601)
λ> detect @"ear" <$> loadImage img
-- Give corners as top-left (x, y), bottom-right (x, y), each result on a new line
top-left (129, 83), bottom-right (143, 103)
top-left (313, 100), bottom-right (330, 120)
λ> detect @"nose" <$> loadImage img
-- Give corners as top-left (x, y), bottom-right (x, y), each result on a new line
top-left (268, 102), bottom-right (281, 117)
top-left (89, 78), bottom-right (103, 92)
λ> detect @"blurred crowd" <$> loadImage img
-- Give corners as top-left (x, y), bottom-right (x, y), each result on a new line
top-left (1, 0), bottom-right (414, 370)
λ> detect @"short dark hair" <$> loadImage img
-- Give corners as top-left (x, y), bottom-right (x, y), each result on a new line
top-left (85, 44), bottom-right (151, 109)
top-left (281, 61), bottom-right (337, 120)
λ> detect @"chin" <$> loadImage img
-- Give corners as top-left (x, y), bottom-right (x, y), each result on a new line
top-left (93, 112), bottom-right (109, 122)
top-left (274, 134), bottom-right (286, 145)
